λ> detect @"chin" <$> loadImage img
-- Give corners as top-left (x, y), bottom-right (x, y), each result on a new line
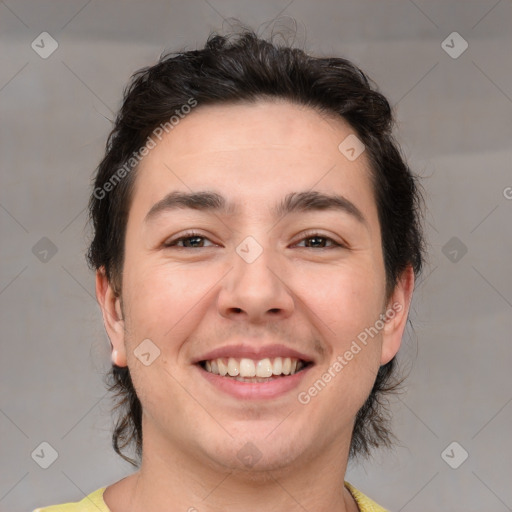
top-left (201, 430), bottom-right (310, 475)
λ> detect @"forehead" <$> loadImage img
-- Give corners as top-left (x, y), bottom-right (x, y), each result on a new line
top-left (129, 99), bottom-right (378, 228)
top-left (151, 99), bottom-right (359, 160)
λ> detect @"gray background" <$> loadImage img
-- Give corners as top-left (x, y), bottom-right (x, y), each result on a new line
top-left (1, 1), bottom-right (511, 511)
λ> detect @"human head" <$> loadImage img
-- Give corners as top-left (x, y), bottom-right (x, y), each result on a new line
top-left (88, 28), bottom-right (424, 467)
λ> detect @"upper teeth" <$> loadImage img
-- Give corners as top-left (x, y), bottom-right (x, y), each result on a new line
top-left (204, 357), bottom-right (304, 377)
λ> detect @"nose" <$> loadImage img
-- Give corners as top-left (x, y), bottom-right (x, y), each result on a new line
top-left (217, 237), bottom-right (295, 324)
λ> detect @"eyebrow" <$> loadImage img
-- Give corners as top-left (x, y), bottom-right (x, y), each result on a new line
top-left (144, 190), bottom-right (367, 226)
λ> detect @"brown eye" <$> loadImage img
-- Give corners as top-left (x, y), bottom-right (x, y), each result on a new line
top-left (295, 233), bottom-right (344, 249)
top-left (164, 232), bottom-right (216, 249)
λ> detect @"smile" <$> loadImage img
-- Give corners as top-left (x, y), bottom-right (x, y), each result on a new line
top-left (200, 356), bottom-right (310, 381)
top-left (196, 356), bottom-right (314, 399)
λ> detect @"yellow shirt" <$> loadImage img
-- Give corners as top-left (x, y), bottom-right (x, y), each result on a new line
top-left (33, 481), bottom-right (388, 512)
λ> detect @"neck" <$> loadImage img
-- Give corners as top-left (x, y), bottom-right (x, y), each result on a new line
top-left (111, 423), bottom-right (358, 512)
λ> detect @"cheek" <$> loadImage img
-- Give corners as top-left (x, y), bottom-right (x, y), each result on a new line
top-left (297, 261), bottom-right (385, 407)
top-left (299, 260), bottom-right (385, 340)
top-left (306, 346), bottom-right (382, 429)
top-left (122, 259), bottom-right (222, 347)
top-left (298, 268), bottom-right (384, 426)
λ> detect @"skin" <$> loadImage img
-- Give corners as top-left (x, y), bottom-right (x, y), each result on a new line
top-left (96, 99), bottom-right (414, 512)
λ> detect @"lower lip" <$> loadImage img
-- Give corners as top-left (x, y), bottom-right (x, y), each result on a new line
top-left (196, 364), bottom-right (313, 400)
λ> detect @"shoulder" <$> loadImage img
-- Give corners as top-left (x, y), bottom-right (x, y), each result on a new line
top-left (344, 481), bottom-right (390, 512)
top-left (32, 487), bottom-right (109, 512)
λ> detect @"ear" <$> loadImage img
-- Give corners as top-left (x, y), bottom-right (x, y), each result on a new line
top-left (95, 267), bottom-right (127, 367)
top-left (380, 265), bottom-right (415, 365)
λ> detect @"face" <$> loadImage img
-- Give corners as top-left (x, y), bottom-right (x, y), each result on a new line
top-left (98, 99), bottom-right (413, 474)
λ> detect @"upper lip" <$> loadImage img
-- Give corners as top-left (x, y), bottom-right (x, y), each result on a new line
top-left (193, 344), bottom-right (316, 365)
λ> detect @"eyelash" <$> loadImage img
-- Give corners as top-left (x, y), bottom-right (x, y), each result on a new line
top-left (164, 230), bottom-right (345, 250)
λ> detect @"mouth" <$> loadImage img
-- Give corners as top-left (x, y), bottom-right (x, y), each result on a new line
top-left (196, 356), bottom-right (314, 399)
top-left (198, 356), bottom-right (313, 382)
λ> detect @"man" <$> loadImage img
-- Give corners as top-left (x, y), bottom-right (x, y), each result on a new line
top-left (35, 28), bottom-right (423, 512)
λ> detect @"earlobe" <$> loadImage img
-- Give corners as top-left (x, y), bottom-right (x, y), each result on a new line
top-left (111, 349), bottom-right (126, 367)
top-left (95, 268), bottom-right (128, 367)
top-left (380, 266), bottom-right (415, 365)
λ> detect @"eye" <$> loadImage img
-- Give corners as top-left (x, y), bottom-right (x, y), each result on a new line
top-left (163, 231), bottom-right (345, 250)
top-left (294, 232), bottom-right (345, 249)
top-left (163, 231), bottom-right (217, 249)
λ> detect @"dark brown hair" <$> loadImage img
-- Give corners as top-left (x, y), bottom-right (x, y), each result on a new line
top-left (87, 27), bottom-right (424, 466)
